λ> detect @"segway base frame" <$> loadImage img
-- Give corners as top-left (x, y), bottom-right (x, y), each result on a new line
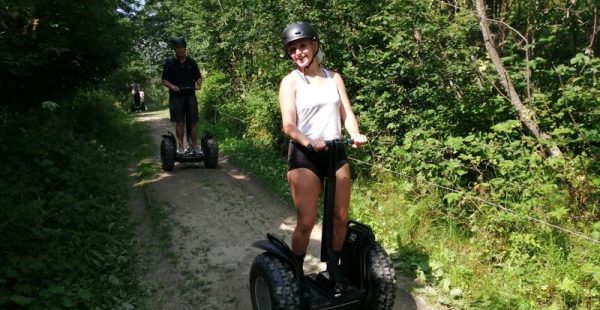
top-left (160, 131), bottom-right (218, 168)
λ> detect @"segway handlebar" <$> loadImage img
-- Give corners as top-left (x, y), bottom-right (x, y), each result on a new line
top-left (178, 86), bottom-right (196, 91)
top-left (326, 138), bottom-right (354, 146)
top-left (306, 138), bottom-right (354, 151)
top-left (174, 86), bottom-right (197, 95)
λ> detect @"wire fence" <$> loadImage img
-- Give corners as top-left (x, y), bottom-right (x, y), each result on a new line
top-left (347, 155), bottom-right (600, 245)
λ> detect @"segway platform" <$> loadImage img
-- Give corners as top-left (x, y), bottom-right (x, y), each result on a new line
top-left (174, 151), bottom-right (205, 163)
top-left (303, 272), bottom-right (362, 309)
top-left (160, 131), bottom-right (219, 171)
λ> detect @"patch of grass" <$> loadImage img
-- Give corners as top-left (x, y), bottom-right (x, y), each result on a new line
top-left (135, 159), bottom-right (162, 185)
top-left (144, 198), bottom-right (177, 263)
top-left (347, 166), bottom-right (600, 309)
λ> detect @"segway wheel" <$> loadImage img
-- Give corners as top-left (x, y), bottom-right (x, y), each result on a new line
top-left (364, 242), bottom-right (397, 310)
top-left (203, 138), bottom-right (219, 168)
top-left (249, 253), bottom-right (300, 310)
top-left (160, 137), bottom-right (175, 171)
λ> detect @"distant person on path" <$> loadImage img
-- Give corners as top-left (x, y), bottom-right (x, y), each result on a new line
top-left (278, 22), bottom-right (368, 268)
top-left (161, 36), bottom-right (202, 155)
top-left (139, 89), bottom-right (145, 104)
top-left (132, 81), bottom-right (142, 107)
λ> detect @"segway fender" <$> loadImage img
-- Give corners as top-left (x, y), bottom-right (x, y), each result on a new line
top-left (340, 220), bottom-right (376, 291)
top-left (161, 131), bottom-right (176, 144)
top-left (252, 233), bottom-right (302, 276)
top-left (346, 220), bottom-right (376, 253)
top-left (201, 132), bottom-right (213, 150)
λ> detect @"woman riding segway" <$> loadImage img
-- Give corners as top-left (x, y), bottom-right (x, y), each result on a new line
top-left (279, 22), bottom-right (367, 273)
top-left (249, 22), bottom-right (395, 310)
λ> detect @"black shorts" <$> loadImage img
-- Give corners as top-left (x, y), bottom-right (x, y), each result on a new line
top-left (287, 141), bottom-right (347, 183)
top-left (169, 95), bottom-right (199, 123)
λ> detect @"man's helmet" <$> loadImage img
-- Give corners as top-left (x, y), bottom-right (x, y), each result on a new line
top-left (281, 22), bottom-right (319, 53)
top-left (171, 36), bottom-right (187, 48)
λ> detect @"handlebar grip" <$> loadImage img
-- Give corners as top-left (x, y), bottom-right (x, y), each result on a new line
top-left (325, 138), bottom-right (354, 146)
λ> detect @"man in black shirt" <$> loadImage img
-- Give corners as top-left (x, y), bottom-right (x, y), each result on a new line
top-left (162, 37), bottom-right (202, 155)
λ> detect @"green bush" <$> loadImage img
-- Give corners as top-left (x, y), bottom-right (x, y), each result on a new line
top-left (198, 72), bottom-right (284, 151)
top-left (198, 71), bottom-right (236, 123)
top-left (243, 88), bottom-right (281, 147)
top-left (0, 89), bottom-right (151, 309)
top-left (143, 81), bottom-right (170, 111)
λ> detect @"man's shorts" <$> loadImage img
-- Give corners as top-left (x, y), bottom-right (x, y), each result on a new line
top-left (169, 95), bottom-right (199, 123)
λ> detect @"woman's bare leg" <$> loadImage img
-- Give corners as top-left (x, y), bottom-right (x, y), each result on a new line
top-left (333, 163), bottom-right (351, 251)
top-left (288, 168), bottom-right (321, 255)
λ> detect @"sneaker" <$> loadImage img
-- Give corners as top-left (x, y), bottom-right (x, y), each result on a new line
top-left (176, 145), bottom-right (185, 155)
top-left (192, 146), bottom-right (203, 156)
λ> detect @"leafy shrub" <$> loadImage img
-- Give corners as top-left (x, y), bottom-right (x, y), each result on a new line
top-left (0, 89), bottom-right (150, 308)
top-left (243, 88), bottom-right (281, 147)
top-left (198, 71), bottom-right (236, 123)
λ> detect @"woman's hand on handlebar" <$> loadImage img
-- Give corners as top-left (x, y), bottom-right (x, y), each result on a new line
top-left (170, 85), bottom-right (180, 92)
top-left (307, 138), bottom-right (327, 151)
top-left (351, 134), bottom-right (368, 148)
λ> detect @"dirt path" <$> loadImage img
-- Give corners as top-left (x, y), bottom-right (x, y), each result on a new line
top-left (131, 110), bottom-right (432, 310)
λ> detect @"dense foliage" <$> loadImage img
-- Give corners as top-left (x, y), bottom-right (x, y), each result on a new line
top-left (0, 0), bottom-right (139, 108)
top-left (137, 0), bottom-right (600, 308)
top-left (0, 91), bottom-right (151, 308)
top-left (0, 1), bottom-right (151, 308)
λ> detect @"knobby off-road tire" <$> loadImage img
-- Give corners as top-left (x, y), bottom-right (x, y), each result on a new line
top-left (363, 242), bottom-right (397, 310)
top-left (249, 253), bottom-right (300, 310)
top-left (160, 137), bottom-right (175, 171)
top-left (203, 139), bottom-right (218, 168)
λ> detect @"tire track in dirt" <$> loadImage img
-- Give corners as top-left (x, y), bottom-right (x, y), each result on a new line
top-left (131, 110), bottom-right (432, 310)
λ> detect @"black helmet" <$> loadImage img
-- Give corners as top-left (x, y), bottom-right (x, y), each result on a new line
top-left (282, 22), bottom-right (319, 52)
top-left (171, 36), bottom-right (187, 48)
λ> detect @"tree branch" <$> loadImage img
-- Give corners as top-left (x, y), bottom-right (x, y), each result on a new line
top-left (587, 5), bottom-right (598, 56)
top-left (475, 0), bottom-right (561, 157)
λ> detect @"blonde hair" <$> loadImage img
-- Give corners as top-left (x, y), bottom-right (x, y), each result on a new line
top-left (316, 47), bottom-right (324, 64)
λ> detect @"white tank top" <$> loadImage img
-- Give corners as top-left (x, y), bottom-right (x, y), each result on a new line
top-left (294, 69), bottom-right (342, 140)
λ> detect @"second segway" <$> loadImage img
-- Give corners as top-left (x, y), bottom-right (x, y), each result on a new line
top-left (160, 87), bottom-right (218, 171)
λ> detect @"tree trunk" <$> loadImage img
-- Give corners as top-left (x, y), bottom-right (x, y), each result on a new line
top-left (475, 0), bottom-right (561, 157)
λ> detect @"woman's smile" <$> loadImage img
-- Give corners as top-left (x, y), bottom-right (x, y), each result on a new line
top-left (293, 54), bottom-right (309, 65)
